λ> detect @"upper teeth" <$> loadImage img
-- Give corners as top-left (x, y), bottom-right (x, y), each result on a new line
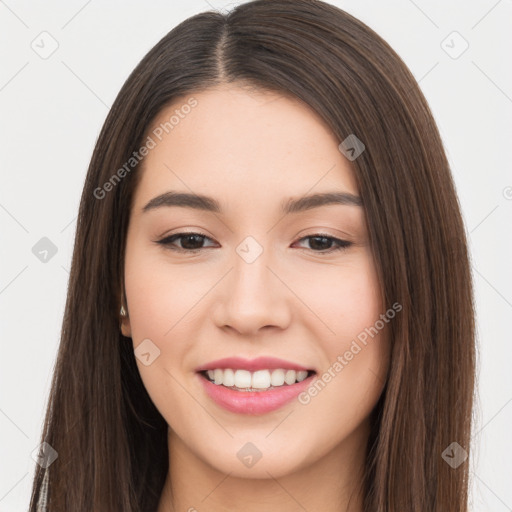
top-left (206, 368), bottom-right (309, 389)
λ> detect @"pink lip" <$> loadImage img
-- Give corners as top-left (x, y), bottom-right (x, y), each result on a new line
top-left (195, 356), bottom-right (312, 373)
top-left (197, 371), bottom-right (316, 415)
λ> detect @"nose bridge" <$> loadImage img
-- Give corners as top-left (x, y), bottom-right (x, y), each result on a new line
top-left (232, 237), bottom-right (276, 306)
top-left (215, 235), bottom-right (290, 333)
top-left (233, 245), bottom-right (271, 297)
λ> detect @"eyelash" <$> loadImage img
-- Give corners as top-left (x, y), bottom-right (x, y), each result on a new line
top-left (155, 231), bottom-right (352, 254)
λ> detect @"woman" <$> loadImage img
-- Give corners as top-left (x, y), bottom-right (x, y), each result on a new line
top-left (30, 0), bottom-right (475, 510)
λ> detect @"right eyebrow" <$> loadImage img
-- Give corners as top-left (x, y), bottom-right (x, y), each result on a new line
top-left (142, 191), bottom-right (221, 213)
top-left (141, 190), bottom-right (362, 215)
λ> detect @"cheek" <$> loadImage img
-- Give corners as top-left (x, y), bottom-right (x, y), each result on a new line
top-left (297, 251), bottom-right (389, 418)
top-left (124, 245), bottom-right (206, 342)
top-left (307, 330), bottom-right (390, 432)
top-left (337, 263), bottom-right (381, 333)
top-left (123, 243), bottom-right (215, 397)
top-left (297, 251), bottom-right (383, 342)
top-left (123, 249), bottom-right (202, 421)
top-left (301, 308), bottom-right (390, 451)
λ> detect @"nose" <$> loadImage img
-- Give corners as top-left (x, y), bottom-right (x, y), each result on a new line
top-left (212, 247), bottom-right (292, 336)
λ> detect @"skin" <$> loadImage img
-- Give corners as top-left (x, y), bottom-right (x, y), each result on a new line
top-left (120, 84), bottom-right (391, 512)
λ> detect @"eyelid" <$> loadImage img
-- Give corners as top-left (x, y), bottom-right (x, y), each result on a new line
top-left (293, 233), bottom-right (353, 254)
top-left (155, 230), bottom-right (216, 251)
top-left (155, 229), bottom-right (353, 254)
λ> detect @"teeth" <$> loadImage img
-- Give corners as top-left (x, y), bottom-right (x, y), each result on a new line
top-left (204, 368), bottom-right (311, 390)
top-left (285, 369), bottom-right (296, 385)
top-left (213, 369), bottom-right (223, 385)
top-left (222, 368), bottom-right (235, 387)
top-left (296, 370), bottom-right (308, 382)
top-left (235, 369), bottom-right (252, 388)
top-left (251, 370), bottom-right (270, 389)
top-left (270, 369), bottom-right (285, 386)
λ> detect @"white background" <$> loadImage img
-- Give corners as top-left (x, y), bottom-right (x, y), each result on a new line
top-left (0, 1), bottom-right (511, 510)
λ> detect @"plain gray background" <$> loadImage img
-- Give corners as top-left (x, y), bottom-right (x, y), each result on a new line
top-left (1, 0), bottom-right (511, 510)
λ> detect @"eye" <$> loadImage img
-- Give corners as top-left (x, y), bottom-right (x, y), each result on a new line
top-left (155, 231), bottom-right (216, 252)
top-left (293, 233), bottom-right (352, 254)
top-left (155, 231), bottom-right (352, 254)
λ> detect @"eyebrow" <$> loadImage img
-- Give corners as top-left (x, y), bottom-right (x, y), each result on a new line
top-left (142, 190), bottom-right (362, 215)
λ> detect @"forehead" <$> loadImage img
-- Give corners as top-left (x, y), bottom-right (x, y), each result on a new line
top-left (133, 84), bottom-right (359, 208)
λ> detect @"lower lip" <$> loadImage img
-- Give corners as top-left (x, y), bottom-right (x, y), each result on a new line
top-left (197, 372), bottom-right (316, 415)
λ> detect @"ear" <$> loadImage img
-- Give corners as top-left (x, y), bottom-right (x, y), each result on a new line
top-left (119, 286), bottom-right (132, 337)
top-left (120, 310), bottom-right (132, 338)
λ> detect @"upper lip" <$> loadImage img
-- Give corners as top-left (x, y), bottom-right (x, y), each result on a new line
top-left (195, 357), bottom-right (314, 373)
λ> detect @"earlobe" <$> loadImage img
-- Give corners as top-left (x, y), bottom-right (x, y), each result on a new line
top-left (120, 319), bottom-right (132, 338)
top-left (119, 304), bottom-right (132, 337)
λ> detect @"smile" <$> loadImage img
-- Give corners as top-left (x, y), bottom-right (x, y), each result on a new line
top-left (202, 368), bottom-right (312, 390)
top-left (195, 357), bottom-right (317, 415)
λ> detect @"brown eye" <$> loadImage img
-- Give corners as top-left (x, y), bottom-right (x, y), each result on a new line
top-left (294, 234), bottom-right (352, 253)
top-left (156, 232), bottom-right (215, 252)
top-left (155, 232), bottom-right (352, 254)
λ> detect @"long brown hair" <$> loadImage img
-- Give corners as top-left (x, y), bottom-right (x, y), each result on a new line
top-left (29, 1), bottom-right (476, 510)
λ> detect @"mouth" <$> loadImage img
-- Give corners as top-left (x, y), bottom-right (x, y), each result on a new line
top-left (199, 368), bottom-right (316, 392)
top-left (195, 357), bottom-right (317, 415)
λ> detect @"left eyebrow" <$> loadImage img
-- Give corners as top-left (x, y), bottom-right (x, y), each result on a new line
top-left (281, 191), bottom-right (362, 213)
top-left (141, 190), bottom-right (362, 215)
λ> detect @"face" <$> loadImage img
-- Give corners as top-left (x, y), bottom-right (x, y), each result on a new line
top-left (121, 84), bottom-right (391, 479)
